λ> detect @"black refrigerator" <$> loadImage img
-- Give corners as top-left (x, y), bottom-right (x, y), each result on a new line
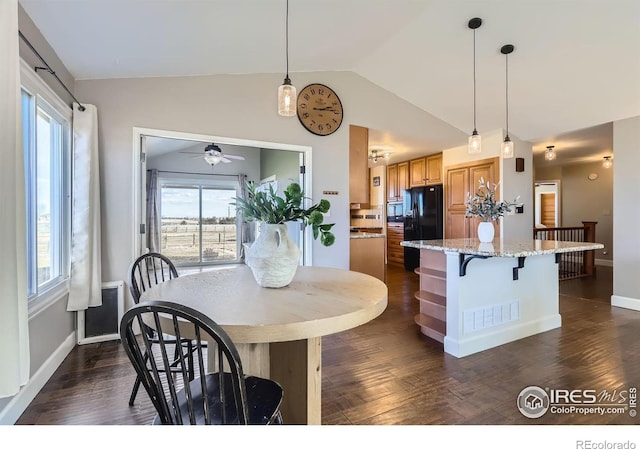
top-left (403, 184), bottom-right (444, 271)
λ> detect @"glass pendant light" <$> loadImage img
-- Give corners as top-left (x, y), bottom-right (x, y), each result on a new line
top-left (545, 145), bottom-right (556, 161)
top-left (602, 156), bottom-right (612, 168)
top-left (277, 0), bottom-right (296, 116)
top-left (468, 18), bottom-right (482, 154)
top-left (501, 44), bottom-right (515, 159)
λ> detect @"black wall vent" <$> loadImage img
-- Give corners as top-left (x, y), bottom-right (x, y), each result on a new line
top-left (77, 281), bottom-right (124, 345)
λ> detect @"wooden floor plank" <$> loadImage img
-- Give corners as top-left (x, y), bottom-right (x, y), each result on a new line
top-left (16, 265), bottom-right (639, 425)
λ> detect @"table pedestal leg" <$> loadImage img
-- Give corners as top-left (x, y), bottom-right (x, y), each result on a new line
top-left (233, 338), bottom-right (321, 425)
top-left (270, 338), bottom-right (322, 425)
top-left (234, 343), bottom-right (270, 378)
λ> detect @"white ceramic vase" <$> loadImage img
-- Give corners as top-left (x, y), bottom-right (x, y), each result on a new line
top-left (244, 223), bottom-right (301, 288)
top-left (477, 221), bottom-right (495, 243)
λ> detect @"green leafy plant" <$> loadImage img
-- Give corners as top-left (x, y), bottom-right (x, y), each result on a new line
top-left (465, 177), bottom-right (520, 222)
top-left (234, 182), bottom-right (335, 246)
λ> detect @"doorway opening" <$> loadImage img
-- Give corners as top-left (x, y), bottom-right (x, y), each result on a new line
top-left (132, 127), bottom-right (313, 268)
top-left (534, 180), bottom-right (561, 229)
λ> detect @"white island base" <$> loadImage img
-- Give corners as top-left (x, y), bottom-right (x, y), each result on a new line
top-left (401, 239), bottom-right (604, 358)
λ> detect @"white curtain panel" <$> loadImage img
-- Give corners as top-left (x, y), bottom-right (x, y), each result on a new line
top-left (67, 104), bottom-right (102, 311)
top-left (0, 0), bottom-right (30, 398)
top-left (146, 169), bottom-right (160, 253)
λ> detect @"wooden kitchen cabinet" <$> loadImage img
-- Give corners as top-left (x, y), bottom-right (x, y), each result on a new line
top-left (409, 157), bottom-right (426, 188)
top-left (425, 154), bottom-right (442, 184)
top-left (386, 163), bottom-right (398, 202)
top-left (409, 153), bottom-right (442, 187)
top-left (398, 161), bottom-right (409, 194)
top-left (350, 236), bottom-right (385, 282)
top-left (386, 222), bottom-right (404, 266)
top-left (445, 157), bottom-right (498, 239)
top-left (349, 125), bottom-right (369, 205)
top-left (387, 162), bottom-right (409, 202)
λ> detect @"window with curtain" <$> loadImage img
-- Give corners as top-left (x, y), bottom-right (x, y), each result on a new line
top-left (158, 176), bottom-right (239, 266)
top-left (21, 87), bottom-right (71, 301)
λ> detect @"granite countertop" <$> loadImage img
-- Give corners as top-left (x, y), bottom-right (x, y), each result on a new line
top-left (400, 238), bottom-right (604, 257)
top-left (350, 232), bottom-right (385, 239)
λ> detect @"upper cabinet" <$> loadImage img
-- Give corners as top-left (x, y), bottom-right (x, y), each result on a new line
top-left (409, 153), bottom-right (442, 187)
top-left (386, 161), bottom-right (409, 202)
top-left (426, 154), bottom-right (442, 185)
top-left (386, 163), bottom-right (398, 202)
top-left (409, 157), bottom-right (426, 188)
top-left (398, 161), bottom-right (409, 194)
top-left (349, 125), bottom-right (369, 205)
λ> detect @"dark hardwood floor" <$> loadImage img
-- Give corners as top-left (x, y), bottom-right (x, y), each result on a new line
top-left (17, 264), bottom-right (638, 425)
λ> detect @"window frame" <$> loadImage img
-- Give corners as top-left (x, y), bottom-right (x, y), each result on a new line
top-left (20, 58), bottom-right (72, 315)
top-left (157, 174), bottom-right (241, 267)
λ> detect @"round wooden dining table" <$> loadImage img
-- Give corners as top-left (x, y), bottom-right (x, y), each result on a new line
top-left (139, 264), bottom-right (388, 424)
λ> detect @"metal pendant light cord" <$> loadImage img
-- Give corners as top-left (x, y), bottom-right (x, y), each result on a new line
top-left (505, 52), bottom-right (509, 137)
top-left (285, 0), bottom-right (290, 79)
top-left (473, 28), bottom-right (477, 132)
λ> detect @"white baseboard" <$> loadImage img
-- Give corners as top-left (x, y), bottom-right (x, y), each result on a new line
top-left (444, 314), bottom-right (562, 358)
top-left (595, 258), bottom-right (613, 267)
top-left (0, 331), bottom-right (76, 425)
top-left (612, 295), bottom-right (640, 312)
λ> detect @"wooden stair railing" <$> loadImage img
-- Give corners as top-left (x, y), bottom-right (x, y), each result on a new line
top-left (534, 221), bottom-right (597, 280)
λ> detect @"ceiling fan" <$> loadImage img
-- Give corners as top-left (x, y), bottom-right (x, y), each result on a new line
top-left (368, 148), bottom-right (393, 163)
top-left (182, 143), bottom-right (246, 166)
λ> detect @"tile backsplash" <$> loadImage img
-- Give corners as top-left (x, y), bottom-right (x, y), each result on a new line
top-left (351, 207), bottom-right (384, 228)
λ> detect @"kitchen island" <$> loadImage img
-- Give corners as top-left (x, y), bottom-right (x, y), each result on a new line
top-left (400, 238), bottom-right (604, 357)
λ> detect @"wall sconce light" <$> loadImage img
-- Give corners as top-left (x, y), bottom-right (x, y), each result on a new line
top-left (602, 156), bottom-right (612, 168)
top-left (545, 145), bottom-right (556, 161)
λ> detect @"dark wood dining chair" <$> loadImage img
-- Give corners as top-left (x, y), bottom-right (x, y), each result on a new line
top-left (120, 300), bottom-right (284, 425)
top-left (127, 252), bottom-right (193, 406)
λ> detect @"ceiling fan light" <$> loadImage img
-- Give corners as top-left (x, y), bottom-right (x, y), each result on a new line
top-left (603, 156), bottom-right (612, 168)
top-left (502, 135), bottom-right (514, 158)
top-left (468, 131), bottom-right (482, 154)
top-left (278, 79), bottom-right (297, 116)
top-left (204, 154), bottom-right (222, 165)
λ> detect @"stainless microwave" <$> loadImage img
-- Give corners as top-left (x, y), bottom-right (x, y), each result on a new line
top-left (387, 202), bottom-right (403, 220)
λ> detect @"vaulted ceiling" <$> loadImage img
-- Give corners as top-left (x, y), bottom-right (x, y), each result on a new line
top-left (20, 0), bottom-right (640, 164)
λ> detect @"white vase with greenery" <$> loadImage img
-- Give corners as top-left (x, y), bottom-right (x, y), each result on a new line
top-left (234, 182), bottom-right (335, 288)
top-left (465, 177), bottom-right (519, 243)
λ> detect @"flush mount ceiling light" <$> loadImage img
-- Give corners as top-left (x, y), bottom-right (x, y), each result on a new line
top-left (468, 17), bottom-right (482, 154)
top-left (277, 0), bottom-right (296, 116)
top-left (545, 145), bottom-right (556, 161)
top-left (603, 156), bottom-right (613, 168)
top-left (501, 44), bottom-right (515, 159)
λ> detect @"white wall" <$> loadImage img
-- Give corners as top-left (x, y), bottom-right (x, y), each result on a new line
top-left (441, 128), bottom-right (534, 239)
top-left (612, 116), bottom-right (640, 310)
top-left (74, 71), bottom-right (466, 286)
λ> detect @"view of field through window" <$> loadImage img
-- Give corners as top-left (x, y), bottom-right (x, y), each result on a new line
top-left (160, 184), bottom-right (239, 265)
